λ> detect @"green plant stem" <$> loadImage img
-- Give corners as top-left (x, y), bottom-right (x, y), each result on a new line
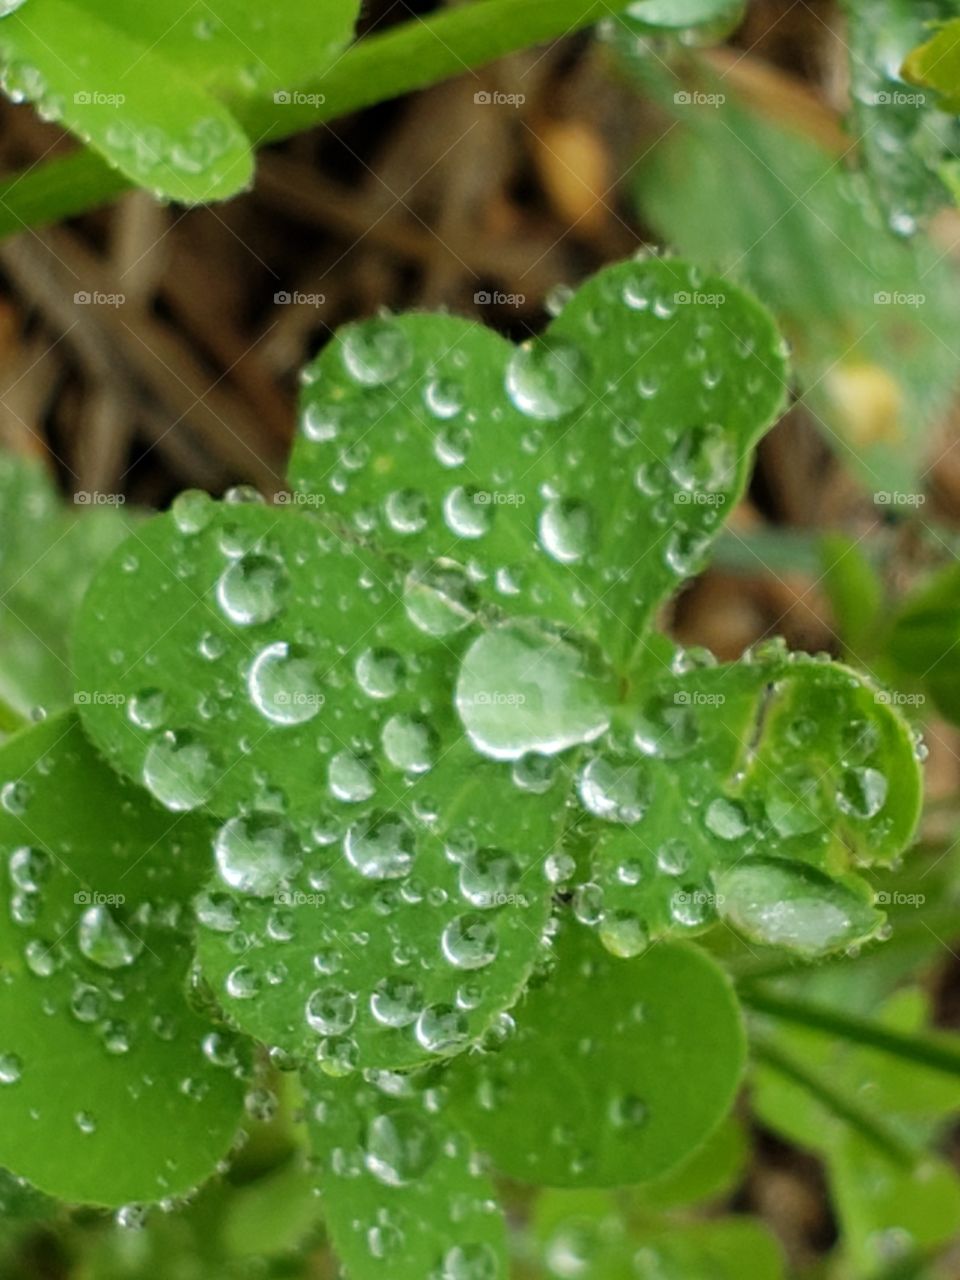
top-left (750, 1033), bottom-right (917, 1167)
top-left (0, 0), bottom-right (619, 238)
top-left (743, 987), bottom-right (960, 1078)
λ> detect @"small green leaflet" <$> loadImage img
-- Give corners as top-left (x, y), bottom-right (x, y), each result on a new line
top-left (0, 0), bottom-right (360, 202)
top-left (0, 714), bottom-right (244, 1206)
top-left (448, 927), bottom-right (746, 1187)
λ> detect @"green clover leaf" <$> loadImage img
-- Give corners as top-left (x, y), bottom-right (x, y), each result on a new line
top-left (71, 257), bottom-right (922, 1098)
top-left (0, 713), bottom-right (244, 1206)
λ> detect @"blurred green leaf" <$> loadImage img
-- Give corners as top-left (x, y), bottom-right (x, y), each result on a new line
top-left (819, 533), bottom-right (884, 661)
top-left (842, 0), bottom-right (960, 230)
top-left (449, 927), bottom-right (746, 1187)
top-left (632, 86), bottom-right (960, 493)
top-left (0, 453), bottom-right (134, 719)
top-left (905, 16), bottom-right (960, 112)
top-left (0, 0), bottom-right (360, 203)
top-left (887, 561), bottom-right (960, 724)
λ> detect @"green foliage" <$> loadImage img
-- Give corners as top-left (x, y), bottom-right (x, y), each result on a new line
top-left (0, 255), bottom-right (934, 1275)
top-left (629, 80), bottom-right (960, 493)
top-left (887, 561), bottom-right (960, 724)
top-left (0, 0), bottom-right (359, 202)
top-left (0, 453), bottom-right (134, 721)
top-left (448, 928), bottom-right (746, 1187)
top-left (842, 0), bottom-right (960, 230)
top-left (0, 714), bottom-right (245, 1205)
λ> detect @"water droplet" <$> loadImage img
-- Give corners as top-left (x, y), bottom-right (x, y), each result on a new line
top-left (306, 985), bottom-right (357, 1036)
top-left (344, 812), bottom-right (416, 880)
top-left (403, 561), bottom-right (477, 637)
top-left (577, 753), bottom-right (649, 824)
top-left (215, 813), bottom-right (302, 897)
top-left (598, 909), bottom-right (648, 958)
top-left (248, 642), bottom-right (323, 725)
top-left (456, 620), bottom-right (613, 760)
top-left (355, 648), bottom-right (404, 699)
top-left (442, 913), bottom-right (499, 970)
top-left (371, 977), bottom-right (423, 1027)
top-left (714, 858), bottom-right (880, 956)
top-left (836, 766), bottom-right (887, 820)
top-left (143, 730), bottom-right (215, 811)
top-left (0, 1053), bottom-right (22, 1085)
top-left (381, 714), bottom-right (436, 774)
top-left (385, 489), bottom-right (428, 535)
top-left (506, 338), bottom-right (590, 420)
top-left (365, 1110), bottom-right (437, 1186)
top-left (416, 1003), bottom-right (469, 1055)
top-left (127, 688), bottom-right (167, 732)
top-left (77, 906), bottom-right (142, 970)
top-left (341, 320), bottom-right (412, 386)
top-left (171, 489), bottom-right (214, 534)
top-left (217, 552), bottom-right (288, 625)
top-left (704, 798), bottom-right (749, 841)
top-left (329, 750), bottom-right (376, 803)
top-left (8, 846), bottom-right (50, 893)
top-left (443, 485), bottom-right (492, 539)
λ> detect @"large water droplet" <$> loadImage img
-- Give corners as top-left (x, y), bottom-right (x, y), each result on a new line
top-left (713, 859), bottom-right (880, 957)
top-left (341, 320), bottom-right (413, 386)
top-left (344, 812), bottom-right (416, 880)
top-left (538, 498), bottom-right (592, 564)
top-left (143, 730), bottom-right (215, 811)
top-left (248, 642), bottom-right (323, 725)
top-left (364, 1109), bottom-right (437, 1186)
top-left (77, 906), bottom-right (142, 970)
top-left (506, 339), bottom-right (590, 420)
top-left (217, 552), bottom-right (288, 625)
top-left (215, 814), bottom-right (302, 897)
top-left (456, 620), bottom-right (613, 760)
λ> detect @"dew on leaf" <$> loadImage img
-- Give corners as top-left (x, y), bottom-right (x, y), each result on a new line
top-left (836, 766), bottom-right (888, 820)
top-left (577, 753), bottom-right (649, 824)
top-left (216, 551), bottom-right (288, 625)
top-left (403, 561), bottom-right (477, 637)
top-left (370, 976), bottom-right (423, 1027)
top-left (714, 858), bottom-right (881, 956)
top-left (340, 320), bottom-right (413, 386)
top-left (442, 913), bottom-right (499, 970)
top-left (381, 714), bottom-right (436, 774)
top-left (455, 620), bottom-right (613, 760)
top-left (355, 647), bottom-right (404, 699)
top-left (505, 338), bottom-right (590, 420)
top-left (443, 485), bottom-right (492, 539)
top-left (538, 497), bottom-right (592, 564)
top-left (248, 642), bottom-right (323, 725)
top-left (77, 906), bottom-right (142, 970)
top-left (344, 812), bottom-right (416, 880)
top-left (214, 813), bottom-right (302, 897)
top-left (364, 1109), bottom-right (437, 1186)
top-left (306, 986), bottom-right (357, 1036)
top-left (142, 729), bottom-right (215, 811)
top-left (704, 797), bottom-right (749, 841)
top-left (0, 1053), bottom-right (22, 1085)
top-left (329, 750), bottom-right (377, 803)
